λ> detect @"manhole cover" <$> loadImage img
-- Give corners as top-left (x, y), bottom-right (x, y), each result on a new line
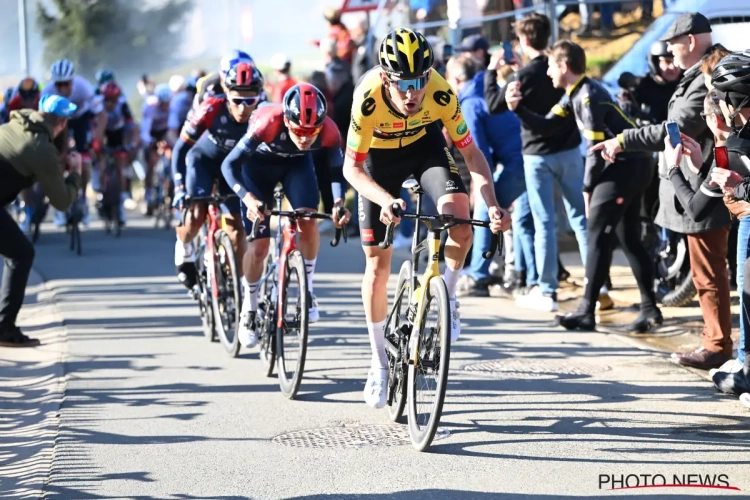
top-left (461, 358), bottom-right (611, 377)
top-left (271, 421), bottom-right (450, 448)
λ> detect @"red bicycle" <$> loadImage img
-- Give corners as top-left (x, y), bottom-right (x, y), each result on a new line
top-left (179, 194), bottom-right (242, 357)
top-left (248, 186), bottom-right (346, 399)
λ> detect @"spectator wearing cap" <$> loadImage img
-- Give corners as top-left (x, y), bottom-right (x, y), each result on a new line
top-left (269, 54), bottom-right (298, 104)
top-left (0, 94), bottom-right (82, 347)
top-left (456, 34), bottom-right (491, 68)
top-left (445, 54), bottom-right (530, 297)
top-left (592, 13), bottom-right (732, 356)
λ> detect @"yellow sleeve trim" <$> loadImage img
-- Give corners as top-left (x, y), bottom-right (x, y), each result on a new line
top-left (617, 133), bottom-right (625, 148)
top-left (583, 130), bottom-right (605, 141)
top-left (551, 104), bottom-right (567, 117)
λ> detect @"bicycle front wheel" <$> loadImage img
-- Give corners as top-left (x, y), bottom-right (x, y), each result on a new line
top-left (277, 250), bottom-right (309, 399)
top-left (212, 230), bottom-right (241, 357)
top-left (406, 276), bottom-right (450, 452)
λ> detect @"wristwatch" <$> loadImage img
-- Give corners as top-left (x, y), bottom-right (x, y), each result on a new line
top-left (667, 164), bottom-right (680, 174)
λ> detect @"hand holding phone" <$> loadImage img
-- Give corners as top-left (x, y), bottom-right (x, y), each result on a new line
top-left (665, 121), bottom-right (681, 148)
top-left (503, 41), bottom-right (513, 64)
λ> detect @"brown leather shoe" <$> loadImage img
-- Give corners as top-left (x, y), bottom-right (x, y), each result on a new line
top-left (670, 347), bottom-right (732, 370)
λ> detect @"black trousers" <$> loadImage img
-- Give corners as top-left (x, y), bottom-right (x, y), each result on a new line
top-left (0, 207), bottom-right (34, 329)
top-left (582, 156), bottom-right (657, 315)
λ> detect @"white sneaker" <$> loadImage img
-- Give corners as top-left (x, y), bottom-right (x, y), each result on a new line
top-left (363, 368), bottom-right (388, 408)
top-left (709, 358), bottom-right (743, 378)
top-left (740, 393), bottom-right (750, 409)
top-left (238, 310), bottom-right (258, 348)
top-left (174, 240), bottom-right (195, 266)
top-left (449, 298), bottom-right (460, 342)
top-left (309, 294), bottom-right (319, 323)
top-left (515, 285), bottom-right (558, 312)
top-left (53, 210), bottom-right (67, 227)
top-left (392, 233), bottom-right (412, 250)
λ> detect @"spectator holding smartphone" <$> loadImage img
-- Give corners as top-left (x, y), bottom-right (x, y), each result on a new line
top-left (485, 12), bottom-right (588, 312)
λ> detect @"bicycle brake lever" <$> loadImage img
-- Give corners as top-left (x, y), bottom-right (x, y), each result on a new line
top-left (249, 202), bottom-right (266, 242)
top-left (482, 231), bottom-right (503, 259)
top-left (379, 222), bottom-right (395, 249)
top-left (330, 206), bottom-right (347, 247)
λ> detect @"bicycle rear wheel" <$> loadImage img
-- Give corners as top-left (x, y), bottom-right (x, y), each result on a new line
top-left (277, 250), bottom-right (309, 399)
top-left (406, 276), bottom-right (450, 452)
top-left (196, 239), bottom-right (217, 342)
top-left (212, 230), bottom-right (241, 357)
top-left (387, 260), bottom-right (412, 423)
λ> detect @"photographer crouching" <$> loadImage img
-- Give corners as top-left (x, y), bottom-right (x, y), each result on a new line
top-left (0, 95), bottom-right (81, 347)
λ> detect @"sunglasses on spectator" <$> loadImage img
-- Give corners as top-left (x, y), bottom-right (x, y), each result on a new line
top-left (228, 95), bottom-right (261, 106)
top-left (387, 73), bottom-right (430, 92)
top-left (288, 125), bottom-right (321, 138)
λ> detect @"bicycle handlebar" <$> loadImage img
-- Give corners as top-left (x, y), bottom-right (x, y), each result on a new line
top-left (379, 204), bottom-right (503, 259)
top-left (248, 202), bottom-right (349, 247)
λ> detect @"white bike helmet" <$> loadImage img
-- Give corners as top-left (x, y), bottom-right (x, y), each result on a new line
top-left (155, 83), bottom-right (172, 104)
top-left (50, 59), bottom-right (75, 83)
top-left (169, 74), bottom-right (185, 93)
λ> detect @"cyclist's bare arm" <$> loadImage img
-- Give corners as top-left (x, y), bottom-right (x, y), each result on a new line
top-left (342, 157), bottom-right (396, 209)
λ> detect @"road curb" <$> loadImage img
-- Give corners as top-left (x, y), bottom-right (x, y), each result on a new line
top-left (0, 267), bottom-right (68, 500)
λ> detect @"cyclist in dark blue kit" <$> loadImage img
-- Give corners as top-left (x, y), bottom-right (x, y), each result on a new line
top-left (171, 60), bottom-right (266, 291)
top-left (221, 83), bottom-right (349, 348)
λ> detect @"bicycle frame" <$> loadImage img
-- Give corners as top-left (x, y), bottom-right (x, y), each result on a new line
top-left (204, 203), bottom-right (223, 299)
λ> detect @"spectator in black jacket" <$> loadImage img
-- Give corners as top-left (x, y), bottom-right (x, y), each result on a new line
top-left (592, 13), bottom-right (732, 368)
top-left (484, 12), bottom-right (588, 313)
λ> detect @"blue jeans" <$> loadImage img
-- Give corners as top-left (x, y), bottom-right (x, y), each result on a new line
top-left (470, 168), bottom-right (529, 281)
top-left (737, 217), bottom-right (750, 361)
top-left (524, 147), bottom-right (587, 295)
top-left (512, 192), bottom-right (538, 285)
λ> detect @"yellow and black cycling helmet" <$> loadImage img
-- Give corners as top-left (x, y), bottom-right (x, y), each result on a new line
top-left (378, 28), bottom-right (434, 79)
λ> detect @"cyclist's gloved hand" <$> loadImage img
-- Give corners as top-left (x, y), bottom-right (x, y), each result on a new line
top-left (380, 198), bottom-right (405, 226)
top-left (488, 206), bottom-right (512, 234)
top-left (172, 187), bottom-right (186, 209)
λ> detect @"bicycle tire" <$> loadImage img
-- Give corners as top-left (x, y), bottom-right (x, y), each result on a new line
top-left (407, 276), bottom-right (450, 452)
top-left (75, 224), bottom-right (82, 256)
top-left (196, 240), bottom-right (218, 342)
top-left (662, 272), bottom-right (697, 307)
top-left (388, 260), bottom-right (412, 423)
top-left (212, 230), bottom-right (241, 357)
top-left (277, 250), bottom-right (310, 399)
top-left (32, 221), bottom-right (41, 244)
top-left (259, 239), bottom-right (277, 376)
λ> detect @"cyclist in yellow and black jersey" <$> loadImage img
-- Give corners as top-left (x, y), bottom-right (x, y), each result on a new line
top-left (343, 27), bottom-right (511, 409)
top-left (506, 40), bottom-right (661, 333)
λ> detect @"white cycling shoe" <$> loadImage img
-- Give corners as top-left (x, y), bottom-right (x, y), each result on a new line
top-left (449, 298), bottom-right (460, 342)
top-left (363, 368), bottom-right (388, 408)
top-left (238, 311), bottom-right (258, 348)
top-left (308, 294), bottom-right (319, 323)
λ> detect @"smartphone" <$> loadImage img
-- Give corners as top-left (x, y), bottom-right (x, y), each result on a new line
top-left (715, 146), bottom-right (729, 169)
top-left (443, 44), bottom-right (454, 60)
top-left (665, 121), bottom-right (681, 148)
top-left (503, 41), bottom-right (514, 64)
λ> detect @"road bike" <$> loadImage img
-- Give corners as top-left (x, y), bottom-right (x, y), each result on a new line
top-left (153, 146), bottom-right (174, 229)
top-left (97, 148), bottom-right (125, 237)
top-left (248, 186), bottom-right (346, 399)
top-left (180, 194), bottom-right (242, 356)
top-left (379, 179), bottom-right (502, 451)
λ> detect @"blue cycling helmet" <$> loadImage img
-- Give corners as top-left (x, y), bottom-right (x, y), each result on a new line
top-left (96, 68), bottom-right (116, 85)
top-left (219, 50), bottom-right (254, 78)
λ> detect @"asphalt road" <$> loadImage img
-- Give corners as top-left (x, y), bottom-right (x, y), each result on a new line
top-left (5, 213), bottom-right (750, 499)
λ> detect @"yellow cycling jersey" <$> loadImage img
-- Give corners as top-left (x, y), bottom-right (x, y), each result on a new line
top-left (345, 68), bottom-right (474, 162)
